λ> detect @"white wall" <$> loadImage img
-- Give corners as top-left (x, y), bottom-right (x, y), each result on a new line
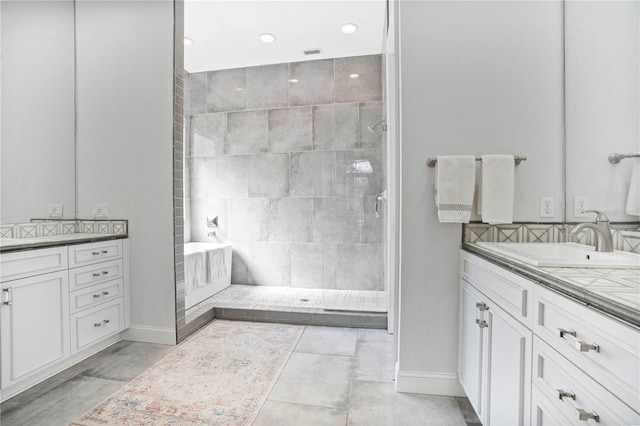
top-left (396, 0), bottom-right (564, 394)
top-left (565, 1), bottom-right (639, 222)
top-left (75, 1), bottom-right (176, 344)
top-left (1, 1), bottom-right (76, 223)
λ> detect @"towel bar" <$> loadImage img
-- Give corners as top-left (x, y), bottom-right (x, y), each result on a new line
top-left (426, 156), bottom-right (527, 168)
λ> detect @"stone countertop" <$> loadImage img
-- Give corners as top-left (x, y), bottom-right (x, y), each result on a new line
top-left (0, 233), bottom-right (127, 253)
top-left (463, 243), bottom-right (640, 329)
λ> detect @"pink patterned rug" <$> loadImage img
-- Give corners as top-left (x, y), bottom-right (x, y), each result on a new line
top-left (73, 320), bottom-right (303, 425)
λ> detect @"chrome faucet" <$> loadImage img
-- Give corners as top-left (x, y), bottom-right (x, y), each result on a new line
top-left (570, 210), bottom-right (614, 252)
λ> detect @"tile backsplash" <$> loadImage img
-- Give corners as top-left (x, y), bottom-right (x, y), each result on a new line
top-left (464, 223), bottom-right (640, 254)
top-left (0, 219), bottom-right (128, 239)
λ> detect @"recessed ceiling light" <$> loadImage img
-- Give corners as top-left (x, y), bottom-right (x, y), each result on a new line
top-left (349, 73), bottom-right (360, 79)
top-left (259, 33), bottom-right (276, 44)
top-left (184, 37), bottom-right (193, 45)
top-left (234, 87), bottom-right (244, 92)
top-left (341, 23), bottom-right (358, 35)
top-left (288, 78), bottom-right (300, 84)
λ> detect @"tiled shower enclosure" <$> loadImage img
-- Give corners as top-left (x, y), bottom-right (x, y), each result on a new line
top-left (186, 54), bottom-right (385, 294)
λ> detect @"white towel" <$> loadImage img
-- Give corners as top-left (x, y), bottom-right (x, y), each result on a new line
top-left (479, 155), bottom-right (515, 224)
top-left (435, 156), bottom-right (476, 223)
top-left (626, 162), bottom-right (640, 216)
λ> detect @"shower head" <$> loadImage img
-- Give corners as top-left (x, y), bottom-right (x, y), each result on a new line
top-left (367, 120), bottom-right (387, 134)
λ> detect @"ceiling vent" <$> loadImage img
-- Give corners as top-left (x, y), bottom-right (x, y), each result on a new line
top-left (303, 48), bottom-right (323, 56)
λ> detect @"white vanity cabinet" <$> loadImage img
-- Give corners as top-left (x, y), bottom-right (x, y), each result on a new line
top-left (0, 238), bottom-right (130, 401)
top-left (0, 248), bottom-right (70, 390)
top-left (459, 252), bottom-right (533, 426)
top-left (460, 250), bottom-right (640, 426)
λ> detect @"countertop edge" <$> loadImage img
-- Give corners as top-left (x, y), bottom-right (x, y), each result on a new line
top-left (462, 243), bottom-right (640, 330)
top-left (0, 234), bottom-right (128, 253)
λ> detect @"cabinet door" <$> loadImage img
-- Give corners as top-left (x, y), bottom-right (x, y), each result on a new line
top-left (485, 301), bottom-right (532, 426)
top-left (459, 280), bottom-right (485, 419)
top-left (1, 271), bottom-right (70, 389)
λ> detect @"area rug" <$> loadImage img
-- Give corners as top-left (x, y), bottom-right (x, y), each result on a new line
top-left (73, 320), bottom-right (303, 425)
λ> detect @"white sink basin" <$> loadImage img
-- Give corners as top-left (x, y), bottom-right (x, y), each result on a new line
top-left (476, 242), bottom-right (640, 269)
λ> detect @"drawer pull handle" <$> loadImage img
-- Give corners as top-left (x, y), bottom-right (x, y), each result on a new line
top-left (92, 273), bottom-right (101, 277)
top-left (557, 389), bottom-right (576, 401)
top-left (558, 328), bottom-right (577, 339)
top-left (576, 408), bottom-right (599, 423)
top-left (475, 302), bottom-right (489, 311)
top-left (101, 250), bottom-right (108, 254)
top-left (575, 341), bottom-right (600, 353)
top-left (102, 291), bottom-right (110, 296)
top-left (103, 319), bottom-right (110, 324)
top-left (102, 271), bottom-right (109, 275)
top-left (93, 294), bottom-right (101, 298)
top-left (94, 322), bottom-right (102, 327)
top-left (475, 319), bottom-right (488, 329)
top-left (92, 251), bottom-right (100, 256)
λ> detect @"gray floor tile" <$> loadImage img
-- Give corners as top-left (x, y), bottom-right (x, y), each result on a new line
top-left (295, 326), bottom-right (358, 356)
top-left (357, 328), bottom-right (393, 343)
top-left (1, 375), bottom-right (125, 426)
top-left (253, 400), bottom-right (347, 426)
top-left (347, 381), bottom-right (466, 426)
top-left (268, 352), bottom-right (353, 409)
top-left (77, 340), bottom-right (175, 381)
top-left (353, 340), bottom-right (395, 383)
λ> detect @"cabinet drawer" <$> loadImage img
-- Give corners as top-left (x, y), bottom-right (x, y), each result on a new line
top-left (68, 240), bottom-right (122, 268)
top-left (533, 337), bottom-right (639, 425)
top-left (532, 384), bottom-right (574, 426)
top-left (461, 252), bottom-right (533, 327)
top-left (69, 259), bottom-right (123, 290)
top-left (534, 285), bottom-right (640, 413)
top-left (0, 247), bottom-right (68, 282)
top-left (69, 279), bottom-right (123, 314)
top-left (70, 299), bottom-right (123, 354)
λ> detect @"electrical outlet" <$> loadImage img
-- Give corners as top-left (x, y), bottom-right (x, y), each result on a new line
top-left (574, 196), bottom-right (588, 218)
top-left (540, 197), bottom-right (554, 218)
top-left (48, 203), bottom-right (63, 218)
top-left (92, 204), bottom-right (109, 218)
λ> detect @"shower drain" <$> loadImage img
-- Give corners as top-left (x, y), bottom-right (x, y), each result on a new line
top-left (299, 298), bottom-right (309, 302)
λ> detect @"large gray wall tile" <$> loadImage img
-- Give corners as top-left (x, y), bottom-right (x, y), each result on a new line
top-left (188, 157), bottom-right (207, 200)
top-left (246, 63), bottom-right (289, 109)
top-left (207, 155), bottom-right (248, 198)
top-left (207, 68), bottom-right (246, 112)
top-left (248, 153), bottom-right (290, 198)
top-left (322, 243), bottom-right (337, 289)
top-left (313, 197), bottom-right (360, 243)
top-left (190, 113), bottom-right (226, 157)
top-left (226, 110), bottom-right (268, 154)
top-left (290, 244), bottom-right (324, 288)
top-left (336, 243), bottom-right (383, 290)
top-left (249, 242), bottom-right (291, 286)
top-left (361, 196), bottom-right (383, 243)
top-left (189, 72), bottom-right (206, 114)
top-left (313, 103), bottom-right (359, 150)
top-left (335, 55), bottom-right (382, 103)
top-left (289, 59), bottom-right (335, 106)
top-left (269, 198), bottom-right (313, 242)
top-left (359, 102), bottom-right (383, 150)
top-left (228, 199), bottom-right (269, 241)
top-left (291, 151), bottom-right (335, 197)
top-left (269, 107), bottom-right (313, 153)
top-left (229, 241), bottom-right (251, 284)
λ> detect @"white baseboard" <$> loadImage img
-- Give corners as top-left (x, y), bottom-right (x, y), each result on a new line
top-left (395, 369), bottom-right (465, 396)
top-left (121, 325), bottom-right (176, 345)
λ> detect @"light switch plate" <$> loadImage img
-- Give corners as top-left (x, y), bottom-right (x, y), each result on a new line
top-left (48, 203), bottom-right (63, 218)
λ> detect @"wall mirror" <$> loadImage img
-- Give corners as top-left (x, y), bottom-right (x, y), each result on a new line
top-left (565, 1), bottom-right (639, 223)
top-left (1, 0), bottom-right (76, 224)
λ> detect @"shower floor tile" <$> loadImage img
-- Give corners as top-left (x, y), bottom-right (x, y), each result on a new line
top-left (184, 285), bottom-right (388, 329)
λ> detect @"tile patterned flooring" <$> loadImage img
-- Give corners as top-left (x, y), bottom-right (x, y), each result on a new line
top-left (0, 323), bottom-right (477, 426)
top-left (185, 285), bottom-right (388, 329)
